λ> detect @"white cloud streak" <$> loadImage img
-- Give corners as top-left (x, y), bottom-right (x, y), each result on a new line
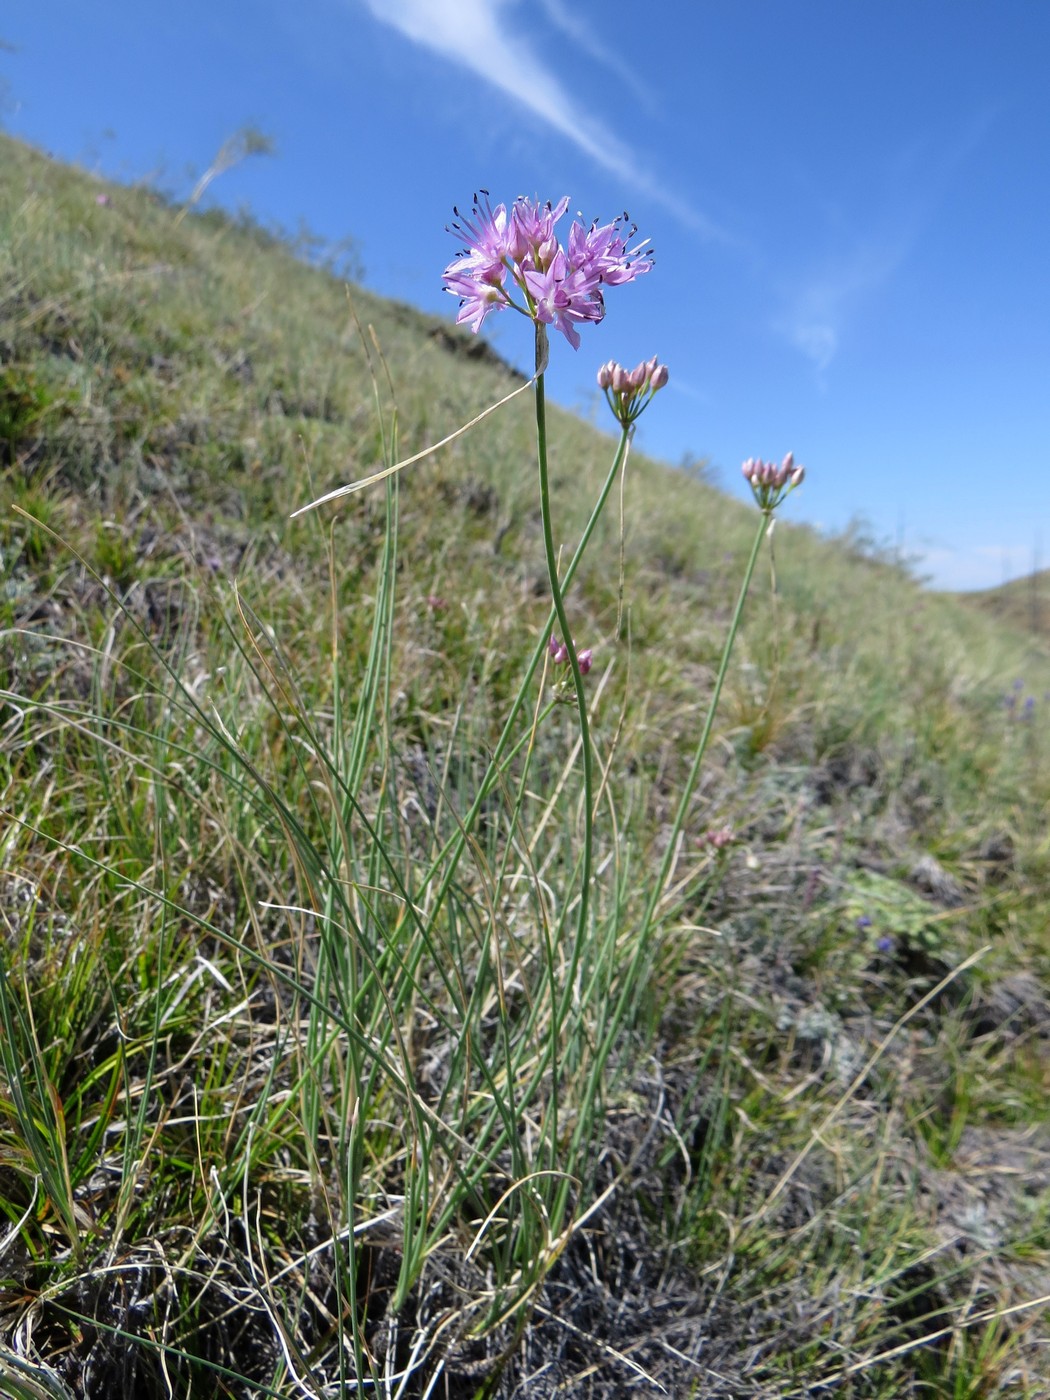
top-left (535, 0), bottom-right (656, 111)
top-left (774, 113), bottom-right (996, 377)
top-left (775, 236), bottom-right (908, 379)
top-left (360, 0), bottom-right (721, 236)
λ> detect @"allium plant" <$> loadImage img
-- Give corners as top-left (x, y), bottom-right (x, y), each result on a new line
top-left (443, 193), bottom-right (656, 1094)
top-left (291, 189), bottom-right (804, 1351)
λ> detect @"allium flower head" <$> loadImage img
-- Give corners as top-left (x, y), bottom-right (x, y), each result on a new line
top-left (549, 635), bottom-right (592, 676)
top-left (598, 355), bottom-right (669, 427)
top-left (444, 191), bottom-right (652, 349)
top-left (741, 452), bottom-right (805, 513)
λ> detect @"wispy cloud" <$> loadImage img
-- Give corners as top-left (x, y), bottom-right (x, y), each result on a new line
top-left (535, 0), bottom-right (656, 112)
top-left (360, 0), bottom-right (721, 236)
top-left (773, 111), bottom-right (995, 378)
top-left (774, 236), bottom-right (907, 379)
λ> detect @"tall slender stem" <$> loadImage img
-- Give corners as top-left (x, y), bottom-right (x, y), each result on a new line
top-left (641, 510), bottom-right (770, 935)
top-left (532, 325), bottom-right (595, 1018)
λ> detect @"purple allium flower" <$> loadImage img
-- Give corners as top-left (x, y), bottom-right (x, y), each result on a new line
top-left (524, 250), bottom-right (602, 348)
top-left (742, 452), bottom-right (805, 513)
top-left (598, 355), bottom-right (669, 427)
top-left (444, 192), bottom-right (652, 350)
top-left (549, 635), bottom-right (592, 674)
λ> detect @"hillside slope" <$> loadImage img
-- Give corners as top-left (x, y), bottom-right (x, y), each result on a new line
top-left (962, 568), bottom-right (1050, 652)
top-left (2, 135), bottom-right (1049, 1399)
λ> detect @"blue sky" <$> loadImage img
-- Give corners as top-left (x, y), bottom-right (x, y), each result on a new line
top-left (4, 1), bottom-right (1048, 589)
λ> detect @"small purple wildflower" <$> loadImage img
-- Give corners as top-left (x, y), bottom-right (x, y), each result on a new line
top-left (856, 915), bottom-right (872, 931)
top-left (597, 355), bottom-right (669, 427)
top-left (742, 453), bottom-right (805, 513)
top-left (95, 193), bottom-right (110, 207)
top-left (876, 935), bottom-right (895, 953)
top-left (549, 635), bottom-right (592, 675)
top-left (444, 192), bottom-right (652, 349)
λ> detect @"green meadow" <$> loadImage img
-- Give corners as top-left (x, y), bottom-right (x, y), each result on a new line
top-left (1, 133), bottom-right (1048, 1398)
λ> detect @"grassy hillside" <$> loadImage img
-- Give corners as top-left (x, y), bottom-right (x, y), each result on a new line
top-left (2, 134), bottom-right (1049, 1398)
top-left (963, 569), bottom-right (1050, 653)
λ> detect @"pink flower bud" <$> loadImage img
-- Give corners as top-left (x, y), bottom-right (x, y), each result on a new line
top-left (791, 465), bottom-right (805, 486)
top-left (650, 364), bottom-right (669, 390)
top-left (578, 648), bottom-right (593, 675)
top-left (611, 365), bottom-right (628, 393)
top-left (597, 362), bottom-right (613, 389)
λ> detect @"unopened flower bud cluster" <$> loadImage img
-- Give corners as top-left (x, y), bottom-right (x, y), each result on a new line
top-left (597, 355), bottom-right (669, 427)
top-left (741, 452), bottom-right (805, 513)
top-left (549, 634), bottom-right (592, 675)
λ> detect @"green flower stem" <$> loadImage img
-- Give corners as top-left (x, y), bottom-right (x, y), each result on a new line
top-left (642, 509), bottom-right (770, 936)
top-left (410, 340), bottom-right (628, 1205)
top-left (548, 509), bottom-right (771, 1232)
top-left (532, 326), bottom-right (594, 1008)
top-left (530, 324), bottom-right (596, 1189)
top-left (420, 407), bottom-right (629, 896)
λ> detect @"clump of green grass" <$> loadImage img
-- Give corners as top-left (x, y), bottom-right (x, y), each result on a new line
top-left (2, 134), bottom-right (1049, 1397)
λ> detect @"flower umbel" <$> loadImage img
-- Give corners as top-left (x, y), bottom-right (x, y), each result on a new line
top-left (597, 356), bottom-right (669, 427)
top-left (741, 452), bottom-right (805, 513)
top-left (444, 192), bottom-right (652, 349)
top-left (549, 634), bottom-right (593, 675)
